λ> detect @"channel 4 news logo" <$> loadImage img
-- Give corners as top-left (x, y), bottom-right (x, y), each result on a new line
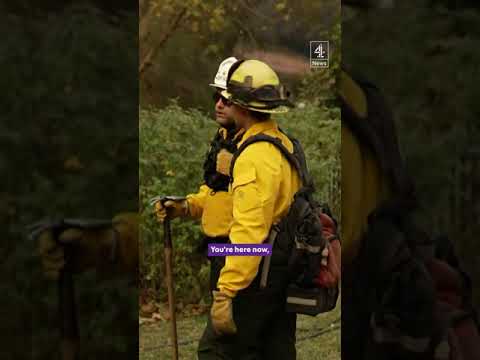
top-left (310, 41), bottom-right (329, 68)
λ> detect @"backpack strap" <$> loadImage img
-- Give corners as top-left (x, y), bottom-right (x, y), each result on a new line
top-left (229, 133), bottom-right (313, 190)
top-left (341, 71), bottom-right (417, 208)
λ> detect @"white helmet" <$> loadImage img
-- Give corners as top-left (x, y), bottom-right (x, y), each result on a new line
top-left (209, 56), bottom-right (238, 90)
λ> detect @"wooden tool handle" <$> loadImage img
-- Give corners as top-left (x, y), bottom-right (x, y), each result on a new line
top-left (163, 217), bottom-right (178, 360)
top-left (58, 269), bottom-right (79, 360)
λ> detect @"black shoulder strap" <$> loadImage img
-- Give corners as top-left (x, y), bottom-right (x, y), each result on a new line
top-left (341, 73), bottom-right (417, 208)
top-left (210, 128), bottom-right (224, 147)
top-left (229, 133), bottom-right (312, 189)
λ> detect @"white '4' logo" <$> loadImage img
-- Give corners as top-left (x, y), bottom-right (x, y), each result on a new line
top-left (314, 44), bottom-right (326, 58)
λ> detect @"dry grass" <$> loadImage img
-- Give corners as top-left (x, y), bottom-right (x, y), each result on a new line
top-left (139, 302), bottom-right (340, 360)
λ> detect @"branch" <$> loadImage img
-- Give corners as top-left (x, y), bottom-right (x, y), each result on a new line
top-left (139, 7), bottom-right (187, 76)
top-left (139, 1), bottom-right (156, 45)
top-left (237, 0), bottom-right (273, 23)
top-left (231, 18), bottom-right (258, 48)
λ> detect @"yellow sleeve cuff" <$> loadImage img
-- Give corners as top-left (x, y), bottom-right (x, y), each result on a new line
top-left (186, 184), bottom-right (210, 219)
top-left (217, 286), bottom-right (237, 298)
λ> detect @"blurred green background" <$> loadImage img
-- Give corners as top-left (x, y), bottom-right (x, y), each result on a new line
top-left (343, 0), bottom-right (480, 309)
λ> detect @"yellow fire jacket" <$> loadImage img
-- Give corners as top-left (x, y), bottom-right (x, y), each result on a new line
top-left (340, 71), bottom-right (391, 265)
top-left (186, 127), bottom-right (243, 238)
top-left (217, 120), bottom-right (301, 297)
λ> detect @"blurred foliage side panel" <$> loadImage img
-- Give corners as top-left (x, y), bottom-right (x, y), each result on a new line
top-left (2, 5), bottom-right (138, 359)
top-left (343, 1), bottom-right (480, 306)
top-left (139, 104), bottom-right (340, 303)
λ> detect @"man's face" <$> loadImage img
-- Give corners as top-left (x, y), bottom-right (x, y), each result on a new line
top-left (230, 104), bottom-right (248, 130)
top-left (213, 91), bottom-right (235, 128)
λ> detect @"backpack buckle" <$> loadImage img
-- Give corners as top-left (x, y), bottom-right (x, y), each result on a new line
top-left (259, 224), bottom-right (280, 289)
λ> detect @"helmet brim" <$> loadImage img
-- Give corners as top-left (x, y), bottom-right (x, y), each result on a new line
top-left (220, 89), bottom-right (232, 99)
top-left (220, 89), bottom-right (292, 114)
top-left (209, 83), bottom-right (227, 90)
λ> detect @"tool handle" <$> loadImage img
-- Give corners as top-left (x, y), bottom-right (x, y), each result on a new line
top-left (58, 269), bottom-right (79, 360)
top-left (165, 246), bottom-right (178, 360)
top-left (163, 217), bottom-right (172, 249)
top-left (156, 202), bottom-right (179, 359)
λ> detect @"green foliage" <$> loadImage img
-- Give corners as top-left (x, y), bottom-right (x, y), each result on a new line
top-left (139, 103), bottom-right (217, 303)
top-left (297, 3), bottom-right (341, 106)
top-left (277, 105), bottom-right (341, 216)
top-left (139, 103), bottom-right (340, 302)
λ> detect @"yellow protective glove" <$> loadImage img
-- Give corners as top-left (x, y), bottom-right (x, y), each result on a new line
top-left (37, 213), bottom-right (138, 280)
top-left (38, 226), bottom-right (116, 280)
top-left (216, 149), bottom-right (234, 176)
top-left (154, 199), bottom-right (189, 223)
top-left (210, 290), bottom-right (237, 336)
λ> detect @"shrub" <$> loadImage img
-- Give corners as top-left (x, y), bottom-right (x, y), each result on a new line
top-left (139, 102), bottom-right (340, 302)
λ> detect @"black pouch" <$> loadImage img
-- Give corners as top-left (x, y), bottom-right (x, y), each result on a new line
top-left (285, 283), bottom-right (339, 316)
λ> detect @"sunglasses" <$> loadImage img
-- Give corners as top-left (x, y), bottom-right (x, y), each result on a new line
top-left (212, 92), bottom-right (232, 106)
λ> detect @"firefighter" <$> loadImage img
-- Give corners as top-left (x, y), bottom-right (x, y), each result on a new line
top-left (197, 59), bottom-right (300, 360)
top-left (154, 56), bottom-right (247, 291)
